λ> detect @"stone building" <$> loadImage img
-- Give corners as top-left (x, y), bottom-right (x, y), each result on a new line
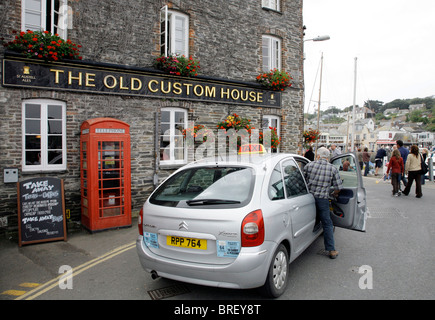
top-left (0, 0), bottom-right (304, 234)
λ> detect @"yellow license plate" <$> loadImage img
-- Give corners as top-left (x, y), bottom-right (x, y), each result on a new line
top-left (167, 236), bottom-right (207, 250)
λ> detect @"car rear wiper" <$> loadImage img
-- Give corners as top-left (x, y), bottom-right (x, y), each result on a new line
top-left (186, 199), bottom-right (241, 205)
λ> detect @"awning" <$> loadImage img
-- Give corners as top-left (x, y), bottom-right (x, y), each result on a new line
top-left (376, 140), bottom-right (396, 145)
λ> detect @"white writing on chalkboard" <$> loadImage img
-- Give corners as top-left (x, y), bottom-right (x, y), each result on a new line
top-left (21, 199), bottom-right (59, 216)
top-left (22, 180), bottom-right (54, 193)
top-left (18, 177), bottom-right (66, 246)
top-left (22, 190), bottom-right (59, 200)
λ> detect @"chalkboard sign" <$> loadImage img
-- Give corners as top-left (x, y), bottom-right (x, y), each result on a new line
top-left (17, 177), bottom-right (67, 246)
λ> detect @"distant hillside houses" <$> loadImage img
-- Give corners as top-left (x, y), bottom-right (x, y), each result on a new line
top-left (306, 103), bottom-right (433, 151)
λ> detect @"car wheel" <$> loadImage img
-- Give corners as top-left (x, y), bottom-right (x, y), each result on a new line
top-left (261, 243), bottom-right (289, 298)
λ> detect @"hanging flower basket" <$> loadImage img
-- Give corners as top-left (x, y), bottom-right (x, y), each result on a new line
top-left (2, 30), bottom-right (82, 61)
top-left (154, 54), bottom-right (200, 77)
top-left (256, 69), bottom-right (292, 91)
top-left (303, 128), bottom-right (320, 148)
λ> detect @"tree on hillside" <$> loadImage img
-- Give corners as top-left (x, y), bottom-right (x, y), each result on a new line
top-left (364, 100), bottom-right (384, 113)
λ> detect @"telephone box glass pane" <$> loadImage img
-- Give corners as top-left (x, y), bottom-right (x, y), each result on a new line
top-left (103, 141), bottom-right (119, 150)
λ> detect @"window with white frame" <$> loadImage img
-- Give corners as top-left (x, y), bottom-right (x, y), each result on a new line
top-left (262, 0), bottom-right (280, 11)
top-left (160, 108), bottom-right (187, 165)
top-left (262, 35), bottom-right (281, 72)
top-left (262, 115), bottom-right (281, 152)
top-left (21, 0), bottom-right (68, 38)
top-left (160, 6), bottom-right (189, 57)
top-left (22, 99), bottom-right (67, 171)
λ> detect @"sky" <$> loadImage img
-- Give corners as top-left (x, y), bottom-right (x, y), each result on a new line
top-left (302, 0), bottom-right (435, 114)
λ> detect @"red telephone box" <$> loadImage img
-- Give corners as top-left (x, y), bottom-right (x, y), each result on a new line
top-left (80, 118), bottom-right (131, 232)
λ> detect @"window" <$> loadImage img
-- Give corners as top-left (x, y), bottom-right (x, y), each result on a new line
top-left (150, 166), bottom-right (255, 208)
top-left (160, 108), bottom-right (187, 165)
top-left (22, 99), bottom-right (66, 171)
top-left (262, 115), bottom-right (280, 152)
top-left (268, 162), bottom-right (284, 200)
top-left (160, 6), bottom-right (189, 57)
top-left (282, 160), bottom-right (308, 198)
top-left (21, 0), bottom-right (68, 38)
top-left (262, 35), bottom-right (281, 72)
top-left (262, 0), bottom-right (280, 11)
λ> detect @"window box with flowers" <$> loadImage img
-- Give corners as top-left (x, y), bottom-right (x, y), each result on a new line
top-left (2, 30), bottom-right (82, 62)
top-left (259, 126), bottom-right (280, 150)
top-left (256, 69), bottom-right (292, 91)
top-left (154, 54), bottom-right (200, 77)
top-left (216, 113), bottom-right (280, 150)
top-left (182, 124), bottom-right (215, 143)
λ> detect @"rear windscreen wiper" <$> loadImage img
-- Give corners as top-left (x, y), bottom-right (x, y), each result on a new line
top-left (186, 199), bottom-right (241, 205)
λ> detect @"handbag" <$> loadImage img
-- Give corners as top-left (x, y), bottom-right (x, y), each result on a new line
top-left (420, 154), bottom-right (428, 175)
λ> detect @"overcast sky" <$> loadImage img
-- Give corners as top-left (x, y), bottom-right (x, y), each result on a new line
top-left (302, 0), bottom-right (435, 114)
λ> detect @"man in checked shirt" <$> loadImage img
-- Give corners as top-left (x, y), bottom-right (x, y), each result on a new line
top-left (303, 147), bottom-right (343, 259)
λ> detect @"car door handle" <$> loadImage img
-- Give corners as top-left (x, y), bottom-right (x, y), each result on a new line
top-left (291, 205), bottom-right (299, 211)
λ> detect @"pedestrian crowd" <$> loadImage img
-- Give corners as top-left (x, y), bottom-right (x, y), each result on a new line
top-left (303, 140), bottom-right (429, 198)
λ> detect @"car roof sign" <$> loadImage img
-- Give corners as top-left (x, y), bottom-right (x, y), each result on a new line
top-left (238, 144), bottom-right (266, 155)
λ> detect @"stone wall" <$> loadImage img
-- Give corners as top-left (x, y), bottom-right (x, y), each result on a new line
top-left (0, 0), bottom-right (304, 233)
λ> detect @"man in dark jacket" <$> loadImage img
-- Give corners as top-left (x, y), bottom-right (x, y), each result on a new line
top-left (374, 146), bottom-right (387, 176)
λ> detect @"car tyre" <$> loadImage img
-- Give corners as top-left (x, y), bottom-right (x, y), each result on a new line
top-left (261, 243), bottom-right (289, 298)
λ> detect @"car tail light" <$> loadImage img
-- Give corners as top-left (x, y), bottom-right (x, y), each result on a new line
top-left (138, 208), bottom-right (143, 235)
top-left (241, 209), bottom-right (264, 247)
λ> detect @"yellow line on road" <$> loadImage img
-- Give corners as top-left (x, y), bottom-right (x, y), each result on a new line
top-left (2, 290), bottom-right (27, 296)
top-left (15, 241), bottom-right (136, 300)
top-left (20, 283), bottom-right (41, 288)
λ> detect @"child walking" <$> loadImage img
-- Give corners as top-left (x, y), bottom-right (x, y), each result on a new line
top-left (386, 149), bottom-right (404, 196)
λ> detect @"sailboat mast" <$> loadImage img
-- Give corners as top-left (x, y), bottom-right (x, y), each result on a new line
top-left (351, 57), bottom-right (357, 152)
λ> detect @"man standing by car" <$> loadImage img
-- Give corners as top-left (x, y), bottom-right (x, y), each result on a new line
top-left (304, 147), bottom-right (343, 259)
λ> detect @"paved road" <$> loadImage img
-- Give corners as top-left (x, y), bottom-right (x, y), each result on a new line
top-left (1, 177), bottom-right (434, 301)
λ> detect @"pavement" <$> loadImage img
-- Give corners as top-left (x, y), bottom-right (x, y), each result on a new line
top-left (0, 218), bottom-right (139, 300)
top-left (1, 175), bottom-right (434, 300)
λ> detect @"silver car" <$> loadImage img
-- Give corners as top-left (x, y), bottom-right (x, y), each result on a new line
top-left (136, 152), bottom-right (367, 297)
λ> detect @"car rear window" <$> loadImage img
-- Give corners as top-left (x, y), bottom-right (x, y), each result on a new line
top-left (149, 166), bottom-right (255, 208)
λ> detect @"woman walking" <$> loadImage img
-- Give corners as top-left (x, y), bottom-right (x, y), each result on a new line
top-left (402, 145), bottom-right (423, 198)
top-left (386, 149), bottom-right (404, 196)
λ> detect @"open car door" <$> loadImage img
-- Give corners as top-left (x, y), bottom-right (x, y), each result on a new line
top-left (329, 152), bottom-right (367, 232)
